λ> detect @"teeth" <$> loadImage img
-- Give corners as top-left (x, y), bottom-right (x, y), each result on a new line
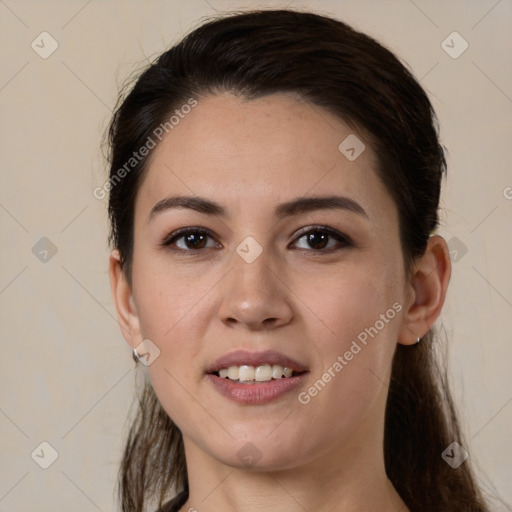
top-left (216, 364), bottom-right (296, 382)
top-left (255, 364), bottom-right (273, 381)
top-left (272, 365), bottom-right (283, 379)
top-left (239, 365), bottom-right (254, 381)
top-left (227, 366), bottom-right (239, 380)
top-left (281, 367), bottom-right (293, 378)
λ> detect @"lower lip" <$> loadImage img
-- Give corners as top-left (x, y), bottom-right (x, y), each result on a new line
top-left (206, 373), bottom-right (309, 405)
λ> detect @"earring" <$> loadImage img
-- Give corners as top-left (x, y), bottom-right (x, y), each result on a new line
top-left (416, 337), bottom-right (421, 343)
top-left (132, 348), bottom-right (141, 362)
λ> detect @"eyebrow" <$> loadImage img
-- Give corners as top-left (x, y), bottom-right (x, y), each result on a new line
top-left (149, 194), bottom-right (369, 222)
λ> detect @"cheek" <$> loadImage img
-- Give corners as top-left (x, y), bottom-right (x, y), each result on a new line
top-left (132, 253), bottom-right (211, 343)
top-left (130, 256), bottom-right (218, 424)
top-left (296, 265), bottom-right (402, 415)
top-left (299, 261), bottom-right (401, 354)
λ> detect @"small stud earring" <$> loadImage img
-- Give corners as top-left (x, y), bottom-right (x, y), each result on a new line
top-left (416, 337), bottom-right (421, 344)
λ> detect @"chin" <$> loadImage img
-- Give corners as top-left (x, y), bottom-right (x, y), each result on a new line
top-left (203, 435), bottom-right (308, 472)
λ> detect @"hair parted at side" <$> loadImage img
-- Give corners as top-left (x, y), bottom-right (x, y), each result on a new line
top-left (105, 8), bottom-right (497, 512)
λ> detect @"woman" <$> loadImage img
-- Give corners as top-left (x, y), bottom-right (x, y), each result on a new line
top-left (106, 8), bottom-right (493, 512)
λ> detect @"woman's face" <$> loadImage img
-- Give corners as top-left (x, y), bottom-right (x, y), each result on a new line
top-left (125, 92), bottom-right (414, 471)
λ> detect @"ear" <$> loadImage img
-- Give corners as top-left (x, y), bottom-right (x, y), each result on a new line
top-left (108, 249), bottom-right (142, 349)
top-left (397, 235), bottom-right (452, 346)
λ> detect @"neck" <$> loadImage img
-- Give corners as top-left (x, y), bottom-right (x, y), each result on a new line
top-left (177, 405), bottom-right (409, 512)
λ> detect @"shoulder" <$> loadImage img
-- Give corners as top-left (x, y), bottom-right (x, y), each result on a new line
top-left (155, 490), bottom-right (188, 512)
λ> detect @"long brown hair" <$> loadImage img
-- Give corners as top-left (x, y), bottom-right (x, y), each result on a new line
top-left (105, 9), bottom-right (500, 511)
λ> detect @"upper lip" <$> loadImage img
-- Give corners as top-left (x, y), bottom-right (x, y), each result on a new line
top-left (205, 349), bottom-right (309, 374)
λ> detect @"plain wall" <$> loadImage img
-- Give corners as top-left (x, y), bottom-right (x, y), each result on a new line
top-left (0, 0), bottom-right (511, 510)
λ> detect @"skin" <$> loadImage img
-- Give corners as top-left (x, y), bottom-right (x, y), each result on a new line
top-left (109, 92), bottom-right (451, 512)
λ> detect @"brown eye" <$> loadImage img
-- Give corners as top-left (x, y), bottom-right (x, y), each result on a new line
top-left (161, 228), bottom-right (219, 252)
top-left (161, 226), bottom-right (352, 254)
top-left (292, 227), bottom-right (352, 252)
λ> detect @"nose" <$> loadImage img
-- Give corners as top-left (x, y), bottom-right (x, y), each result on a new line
top-left (217, 248), bottom-right (293, 331)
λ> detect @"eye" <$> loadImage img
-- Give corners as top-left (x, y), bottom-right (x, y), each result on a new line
top-left (291, 226), bottom-right (353, 252)
top-left (160, 227), bottom-right (220, 252)
top-left (160, 225), bottom-right (352, 254)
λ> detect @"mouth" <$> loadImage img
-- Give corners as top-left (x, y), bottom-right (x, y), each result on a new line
top-left (205, 349), bottom-right (309, 404)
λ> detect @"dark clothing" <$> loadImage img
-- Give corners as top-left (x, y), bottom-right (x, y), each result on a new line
top-left (156, 490), bottom-right (188, 512)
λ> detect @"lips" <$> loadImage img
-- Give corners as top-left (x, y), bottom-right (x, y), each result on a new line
top-left (207, 372), bottom-right (309, 404)
top-left (204, 349), bottom-right (309, 375)
top-left (205, 349), bottom-right (309, 405)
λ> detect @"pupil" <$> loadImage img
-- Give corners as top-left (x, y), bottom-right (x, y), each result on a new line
top-left (308, 231), bottom-right (328, 249)
top-left (187, 233), bottom-right (206, 249)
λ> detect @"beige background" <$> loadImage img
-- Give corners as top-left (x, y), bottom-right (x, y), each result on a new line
top-left (0, 0), bottom-right (511, 510)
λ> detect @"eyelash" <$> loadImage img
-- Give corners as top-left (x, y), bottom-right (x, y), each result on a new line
top-left (160, 225), bottom-right (353, 254)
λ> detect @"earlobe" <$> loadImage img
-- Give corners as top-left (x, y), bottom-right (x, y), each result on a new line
top-left (397, 235), bottom-right (452, 346)
top-left (108, 249), bottom-right (142, 349)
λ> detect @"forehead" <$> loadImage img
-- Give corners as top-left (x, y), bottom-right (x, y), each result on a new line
top-left (135, 92), bottom-right (395, 226)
